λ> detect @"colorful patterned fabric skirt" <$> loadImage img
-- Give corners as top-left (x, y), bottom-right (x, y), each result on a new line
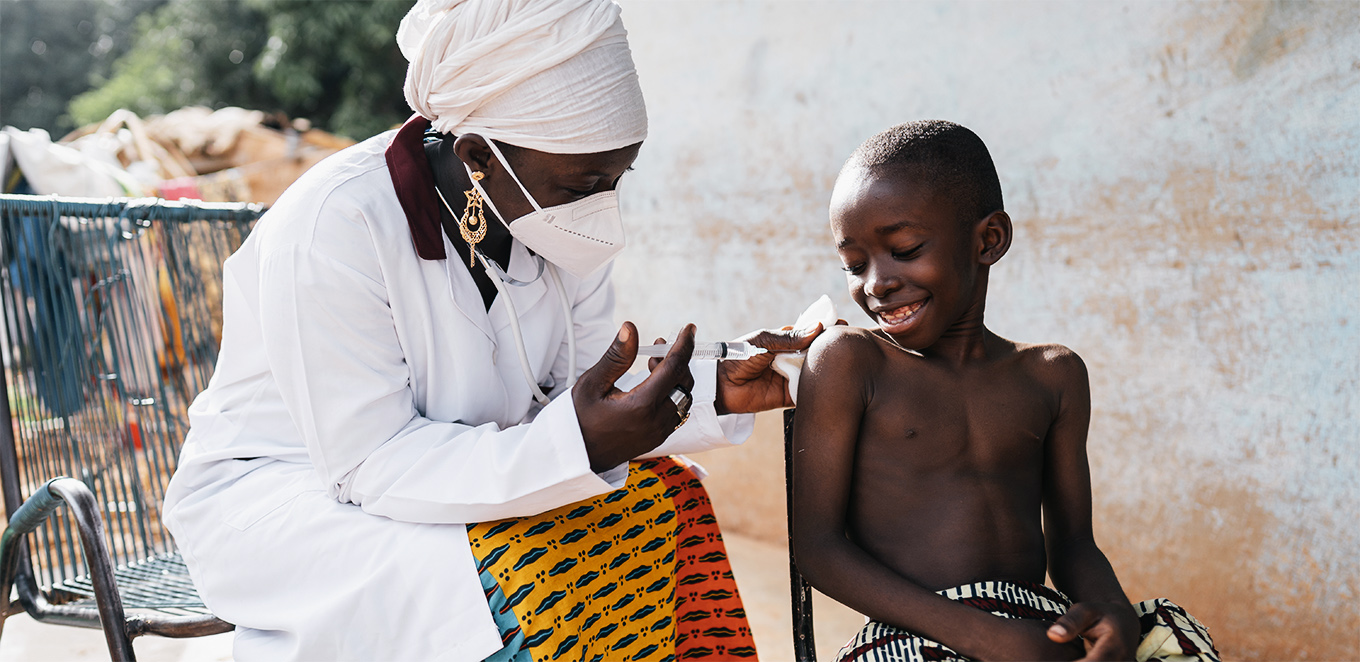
top-left (468, 457), bottom-right (758, 662)
top-left (834, 580), bottom-right (1219, 662)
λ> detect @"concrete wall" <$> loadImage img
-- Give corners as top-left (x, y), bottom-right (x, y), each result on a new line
top-left (613, 1), bottom-right (1360, 659)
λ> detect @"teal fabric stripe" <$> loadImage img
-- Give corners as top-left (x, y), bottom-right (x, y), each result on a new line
top-left (479, 564), bottom-right (532, 662)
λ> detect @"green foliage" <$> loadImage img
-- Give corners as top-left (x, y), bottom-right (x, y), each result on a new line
top-left (69, 0), bottom-right (274, 127)
top-left (66, 0), bottom-right (414, 140)
top-left (0, 0), bottom-right (167, 135)
top-left (248, 0), bottom-right (414, 139)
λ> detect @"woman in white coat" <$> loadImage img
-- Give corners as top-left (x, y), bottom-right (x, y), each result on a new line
top-left (162, 1), bottom-right (820, 660)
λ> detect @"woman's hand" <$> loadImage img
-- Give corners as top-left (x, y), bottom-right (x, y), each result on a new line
top-left (573, 322), bottom-right (695, 472)
top-left (713, 322), bottom-right (831, 415)
top-left (1047, 602), bottom-right (1140, 661)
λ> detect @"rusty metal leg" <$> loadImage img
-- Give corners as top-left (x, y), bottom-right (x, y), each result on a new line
top-left (784, 409), bottom-right (817, 662)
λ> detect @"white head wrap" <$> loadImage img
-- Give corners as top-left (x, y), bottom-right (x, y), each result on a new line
top-left (399, 0), bottom-right (647, 154)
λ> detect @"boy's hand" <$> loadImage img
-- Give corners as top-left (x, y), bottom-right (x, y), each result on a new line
top-left (1047, 602), bottom-right (1140, 661)
top-left (979, 617), bottom-right (1085, 661)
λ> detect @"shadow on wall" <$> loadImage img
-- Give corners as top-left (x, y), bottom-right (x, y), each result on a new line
top-left (615, 1), bottom-right (1360, 659)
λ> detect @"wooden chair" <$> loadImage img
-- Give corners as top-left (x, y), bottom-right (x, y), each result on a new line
top-left (0, 195), bottom-right (261, 660)
top-left (785, 408), bottom-right (817, 662)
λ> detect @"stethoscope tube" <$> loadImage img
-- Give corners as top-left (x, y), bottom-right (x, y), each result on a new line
top-left (546, 262), bottom-right (578, 393)
top-left (475, 249), bottom-right (576, 406)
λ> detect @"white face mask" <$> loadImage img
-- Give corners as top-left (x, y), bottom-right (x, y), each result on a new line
top-left (463, 138), bottom-right (627, 279)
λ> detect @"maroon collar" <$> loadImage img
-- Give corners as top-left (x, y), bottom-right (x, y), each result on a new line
top-left (385, 114), bottom-right (446, 260)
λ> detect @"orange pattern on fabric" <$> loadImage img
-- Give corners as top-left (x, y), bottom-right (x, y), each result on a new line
top-left (650, 458), bottom-right (758, 660)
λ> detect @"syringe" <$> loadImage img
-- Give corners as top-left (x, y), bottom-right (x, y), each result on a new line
top-left (636, 341), bottom-right (771, 361)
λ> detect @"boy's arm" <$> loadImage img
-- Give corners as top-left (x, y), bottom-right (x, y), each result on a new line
top-left (1039, 348), bottom-right (1141, 660)
top-left (792, 330), bottom-right (1081, 661)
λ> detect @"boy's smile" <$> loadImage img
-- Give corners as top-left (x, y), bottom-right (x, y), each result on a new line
top-left (874, 298), bottom-right (928, 334)
top-left (829, 166), bottom-right (995, 354)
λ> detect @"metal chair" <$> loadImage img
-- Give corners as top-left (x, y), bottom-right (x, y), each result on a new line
top-left (785, 408), bottom-right (817, 662)
top-left (0, 195), bottom-right (262, 660)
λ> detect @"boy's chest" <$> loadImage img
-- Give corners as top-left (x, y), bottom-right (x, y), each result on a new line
top-left (858, 366), bottom-right (1056, 474)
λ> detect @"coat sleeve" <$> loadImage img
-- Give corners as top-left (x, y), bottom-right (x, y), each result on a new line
top-left (256, 244), bottom-right (620, 525)
top-left (639, 359), bottom-right (755, 458)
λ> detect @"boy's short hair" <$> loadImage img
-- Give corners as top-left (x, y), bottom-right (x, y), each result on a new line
top-left (846, 120), bottom-right (1004, 224)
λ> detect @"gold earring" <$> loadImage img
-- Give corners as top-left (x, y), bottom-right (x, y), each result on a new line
top-left (459, 171), bottom-right (487, 267)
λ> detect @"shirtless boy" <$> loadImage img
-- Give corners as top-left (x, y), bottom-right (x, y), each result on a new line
top-left (792, 121), bottom-right (1141, 661)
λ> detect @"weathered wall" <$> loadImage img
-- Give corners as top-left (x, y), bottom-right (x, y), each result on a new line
top-left (613, 1), bottom-right (1360, 659)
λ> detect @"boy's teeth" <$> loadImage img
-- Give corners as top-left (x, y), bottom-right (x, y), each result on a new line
top-left (880, 301), bottom-right (922, 324)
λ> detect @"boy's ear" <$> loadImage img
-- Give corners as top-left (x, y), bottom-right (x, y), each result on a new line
top-left (975, 210), bottom-right (1012, 266)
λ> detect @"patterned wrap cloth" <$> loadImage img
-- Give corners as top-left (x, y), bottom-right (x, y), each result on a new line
top-left (834, 580), bottom-right (1220, 662)
top-left (470, 457), bottom-right (757, 662)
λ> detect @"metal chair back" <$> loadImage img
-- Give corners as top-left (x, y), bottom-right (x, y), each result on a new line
top-left (0, 194), bottom-right (260, 656)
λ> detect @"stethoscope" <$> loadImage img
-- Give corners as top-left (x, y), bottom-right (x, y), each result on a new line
top-left (434, 187), bottom-right (576, 407)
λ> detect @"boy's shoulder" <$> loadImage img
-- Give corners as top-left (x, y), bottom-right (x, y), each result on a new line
top-left (806, 324), bottom-right (889, 364)
top-left (794, 324), bottom-right (886, 405)
top-left (1006, 339), bottom-right (1089, 389)
top-left (798, 325), bottom-right (892, 394)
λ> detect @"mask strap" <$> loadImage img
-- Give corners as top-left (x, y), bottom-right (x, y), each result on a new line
top-left (460, 136), bottom-right (544, 232)
top-left (482, 138), bottom-right (544, 213)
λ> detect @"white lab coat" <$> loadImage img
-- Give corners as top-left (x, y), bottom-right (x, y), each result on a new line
top-left (162, 129), bottom-right (752, 661)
